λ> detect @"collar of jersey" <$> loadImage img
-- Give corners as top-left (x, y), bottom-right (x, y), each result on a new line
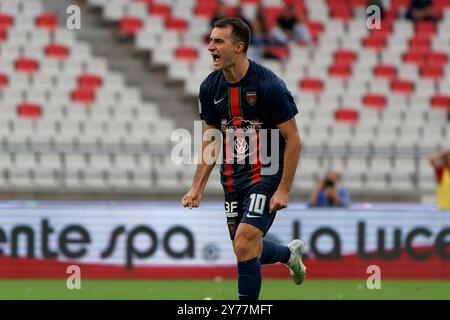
top-left (223, 59), bottom-right (253, 87)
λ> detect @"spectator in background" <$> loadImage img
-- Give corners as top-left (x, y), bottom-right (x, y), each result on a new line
top-left (269, 5), bottom-right (312, 46)
top-left (210, 1), bottom-right (227, 28)
top-left (211, 2), bottom-right (252, 32)
top-left (309, 171), bottom-right (350, 207)
top-left (429, 150), bottom-right (450, 210)
top-left (248, 5), bottom-right (268, 61)
top-left (406, 0), bottom-right (437, 22)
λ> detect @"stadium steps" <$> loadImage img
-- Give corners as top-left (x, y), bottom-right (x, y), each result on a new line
top-left (40, 0), bottom-right (196, 131)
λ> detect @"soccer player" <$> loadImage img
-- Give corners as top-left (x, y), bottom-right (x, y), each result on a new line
top-left (181, 17), bottom-right (306, 300)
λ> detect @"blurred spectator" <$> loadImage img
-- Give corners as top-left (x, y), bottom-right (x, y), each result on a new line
top-left (210, 1), bottom-right (227, 28)
top-left (251, 5), bottom-right (268, 46)
top-left (211, 2), bottom-right (252, 32)
top-left (248, 5), bottom-right (268, 61)
top-left (208, 3), bottom-right (254, 47)
top-left (406, 0), bottom-right (437, 22)
top-left (429, 150), bottom-right (450, 210)
top-left (269, 5), bottom-right (312, 45)
top-left (367, 0), bottom-right (385, 20)
top-left (309, 171), bottom-right (350, 207)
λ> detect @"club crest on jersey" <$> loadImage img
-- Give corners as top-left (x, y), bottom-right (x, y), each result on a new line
top-left (246, 91), bottom-right (257, 106)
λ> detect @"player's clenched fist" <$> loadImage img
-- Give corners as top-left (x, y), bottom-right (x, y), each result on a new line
top-left (269, 190), bottom-right (288, 213)
top-left (181, 189), bottom-right (202, 209)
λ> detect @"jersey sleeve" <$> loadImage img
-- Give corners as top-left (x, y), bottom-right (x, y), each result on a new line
top-left (266, 78), bottom-right (299, 125)
top-left (198, 80), bottom-right (219, 126)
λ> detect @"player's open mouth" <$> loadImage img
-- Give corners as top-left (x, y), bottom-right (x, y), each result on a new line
top-left (212, 54), bottom-right (221, 66)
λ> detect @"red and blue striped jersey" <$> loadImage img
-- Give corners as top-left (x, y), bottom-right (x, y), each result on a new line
top-left (198, 60), bottom-right (299, 192)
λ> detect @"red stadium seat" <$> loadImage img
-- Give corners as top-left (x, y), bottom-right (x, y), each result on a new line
top-left (363, 93), bottom-right (387, 109)
top-left (264, 6), bottom-right (284, 29)
top-left (409, 37), bottom-right (430, 50)
top-left (334, 49), bottom-right (357, 65)
top-left (0, 73), bottom-right (8, 89)
top-left (0, 13), bottom-right (14, 29)
top-left (330, 6), bottom-right (353, 21)
top-left (374, 64), bottom-right (397, 80)
top-left (36, 13), bottom-right (58, 31)
top-left (391, 79), bottom-right (414, 94)
top-left (149, 4), bottom-right (172, 18)
top-left (363, 36), bottom-right (386, 51)
top-left (265, 46), bottom-right (289, 60)
top-left (119, 16), bottom-right (142, 36)
top-left (430, 95), bottom-right (450, 110)
top-left (307, 21), bottom-right (324, 41)
top-left (45, 43), bottom-right (69, 59)
top-left (349, 0), bottom-right (367, 6)
top-left (17, 103), bottom-right (42, 119)
top-left (391, 0), bottom-right (410, 9)
top-left (224, 6), bottom-right (237, 16)
top-left (420, 65), bottom-right (443, 80)
top-left (335, 107), bottom-right (359, 124)
top-left (15, 58), bottom-right (39, 74)
top-left (71, 89), bottom-right (95, 104)
top-left (194, 4), bottom-right (216, 18)
top-left (403, 51), bottom-right (424, 65)
top-left (78, 74), bottom-right (103, 90)
top-left (426, 52), bottom-right (448, 66)
top-left (0, 29), bottom-right (5, 42)
top-left (415, 21), bottom-right (436, 36)
top-left (369, 23), bottom-right (393, 38)
top-left (175, 46), bottom-right (198, 62)
top-left (299, 78), bottom-right (323, 93)
top-left (329, 64), bottom-right (352, 78)
top-left (166, 17), bottom-right (188, 31)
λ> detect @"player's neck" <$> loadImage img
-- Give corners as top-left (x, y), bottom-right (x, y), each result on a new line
top-left (223, 58), bottom-right (249, 84)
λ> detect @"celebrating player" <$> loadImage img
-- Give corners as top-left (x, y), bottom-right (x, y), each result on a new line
top-left (181, 17), bottom-right (306, 300)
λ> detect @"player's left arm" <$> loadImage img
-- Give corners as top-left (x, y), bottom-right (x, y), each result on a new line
top-left (269, 117), bottom-right (301, 213)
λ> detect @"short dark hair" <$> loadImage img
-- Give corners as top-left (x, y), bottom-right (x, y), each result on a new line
top-left (213, 17), bottom-right (251, 53)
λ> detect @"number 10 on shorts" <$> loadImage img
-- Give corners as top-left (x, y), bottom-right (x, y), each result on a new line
top-left (248, 194), bottom-right (266, 217)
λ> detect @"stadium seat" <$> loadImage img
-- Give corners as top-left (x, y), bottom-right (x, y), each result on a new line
top-left (363, 36), bottom-right (386, 51)
top-left (78, 74), bottom-right (103, 90)
top-left (363, 93), bottom-right (386, 110)
top-left (166, 17), bottom-right (188, 32)
top-left (299, 78), bottom-right (323, 93)
top-left (17, 102), bottom-right (42, 119)
top-left (35, 13), bottom-right (58, 31)
top-left (175, 46), bottom-right (198, 62)
top-left (0, 13), bottom-right (14, 29)
top-left (45, 43), bottom-right (70, 59)
top-left (403, 51), bottom-right (424, 65)
top-left (329, 64), bottom-right (352, 78)
top-left (431, 94), bottom-right (450, 110)
top-left (420, 65), bottom-right (444, 80)
top-left (374, 64), bottom-right (397, 80)
top-left (0, 73), bottom-right (8, 89)
top-left (335, 108), bottom-right (359, 125)
top-left (149, 3), bottom-right (172, 19)
top-left (119, 16), bottom-right (143, 36)
top-left (15, 57), bottom-right (39, 73)
top-left (71, 89), bottom-right (95, 104)
top-left (391, 79), bottom-right (414, 94)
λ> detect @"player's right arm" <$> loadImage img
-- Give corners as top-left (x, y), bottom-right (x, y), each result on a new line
top-left (181, 123), bottom-right (219, 209)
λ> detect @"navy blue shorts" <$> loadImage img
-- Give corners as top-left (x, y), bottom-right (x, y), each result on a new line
top-left (224, 182), bottom-right (278, 240)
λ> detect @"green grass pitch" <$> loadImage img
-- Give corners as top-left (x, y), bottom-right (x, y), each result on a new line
top-left (0, 279), bottom-right (449, 300)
